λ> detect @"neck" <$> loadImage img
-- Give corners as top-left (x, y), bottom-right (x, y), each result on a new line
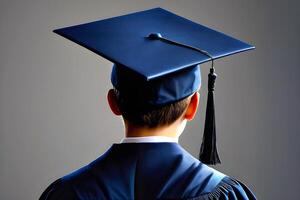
top-left (124, 118), bottom-right (186, 138)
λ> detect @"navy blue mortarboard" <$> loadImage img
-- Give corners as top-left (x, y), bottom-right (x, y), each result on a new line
top-left (53, 7), bottom-right (255, 165)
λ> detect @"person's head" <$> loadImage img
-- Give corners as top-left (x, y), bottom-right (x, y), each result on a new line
top-left (107, 63), bottom-right (201, 136)
top-left (107, 87), bottom-right (199, 135)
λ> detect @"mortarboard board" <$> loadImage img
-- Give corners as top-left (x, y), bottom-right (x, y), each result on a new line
top-left (53, 7), bottom-right (255, 165)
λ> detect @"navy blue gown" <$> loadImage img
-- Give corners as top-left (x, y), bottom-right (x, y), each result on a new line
top-left (39, 143), bottom-right (256, 200)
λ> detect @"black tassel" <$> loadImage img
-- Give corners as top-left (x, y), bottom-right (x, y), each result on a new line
top-left (199, 68), bottom-right (221, 165)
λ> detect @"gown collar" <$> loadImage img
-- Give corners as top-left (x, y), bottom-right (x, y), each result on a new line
top-left (121, 136), bottom-right (178, 143)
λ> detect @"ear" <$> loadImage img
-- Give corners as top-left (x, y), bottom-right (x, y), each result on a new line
top-left (107, 89), bottom-right (122, 116)
top-left (184, 92), bottom-right (200, 121)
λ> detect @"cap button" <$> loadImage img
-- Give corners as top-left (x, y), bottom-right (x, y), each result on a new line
top-left (147, 33), bottom-right (162, 40)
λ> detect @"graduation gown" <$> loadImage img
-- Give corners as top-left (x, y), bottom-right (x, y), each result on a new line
top-left (39, 143), bottom-right (256, 200)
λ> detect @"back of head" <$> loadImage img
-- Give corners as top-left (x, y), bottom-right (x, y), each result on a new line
top-left (111, 63), bottom-right (200, 128)
top-left (114, 87), bottom-right (190, 127)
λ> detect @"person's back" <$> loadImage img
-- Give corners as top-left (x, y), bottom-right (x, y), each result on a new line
top-left (40, 7), bottom-right (256, 200)
top-left (40, 143), bottom-right (255, 200)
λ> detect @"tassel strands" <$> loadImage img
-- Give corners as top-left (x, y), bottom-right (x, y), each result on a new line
top-left (199, 67), bottom-right (221, 165)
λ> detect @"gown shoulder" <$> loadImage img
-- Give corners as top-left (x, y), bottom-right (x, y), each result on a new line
top-left (39, 178), bottom-right (78, 200)
top-left (184, 176), bottom-right (257, 200)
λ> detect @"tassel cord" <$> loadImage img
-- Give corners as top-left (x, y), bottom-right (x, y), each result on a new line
top-left (147, 32), bottom-right (220, 165)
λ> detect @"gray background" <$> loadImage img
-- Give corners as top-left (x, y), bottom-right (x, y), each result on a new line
top-left (0, 0), bottom-right (299, 199)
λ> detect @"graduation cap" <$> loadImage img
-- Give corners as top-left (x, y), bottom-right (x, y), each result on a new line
top-left (53, 7), bottom-right (255, 165)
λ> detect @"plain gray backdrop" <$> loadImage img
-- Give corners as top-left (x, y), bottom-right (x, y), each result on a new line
top-left (0, 0), bottom-right (299, 199)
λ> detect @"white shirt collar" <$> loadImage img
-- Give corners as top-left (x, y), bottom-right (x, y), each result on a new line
top-left (121, 136), bottom-right (178, 143)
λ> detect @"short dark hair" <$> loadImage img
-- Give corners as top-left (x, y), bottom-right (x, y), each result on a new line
top-left (114, 88), bottom-right (190, 127)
